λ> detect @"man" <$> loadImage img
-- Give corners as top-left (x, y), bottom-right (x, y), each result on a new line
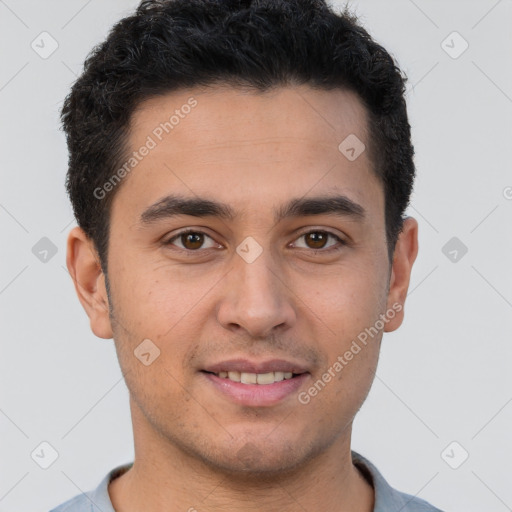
top-left (51, 0), bottom-right (444, 510)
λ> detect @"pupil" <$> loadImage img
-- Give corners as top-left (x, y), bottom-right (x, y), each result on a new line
top-left (184, 232), bottom-right (203, 249)
top-left (307, 232), bottom-right (326, 249)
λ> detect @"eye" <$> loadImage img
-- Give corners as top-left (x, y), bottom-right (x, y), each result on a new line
top-left (291, 230), bottom-right (346, 252)
top-left (163, 228), bottom-right (346, 254)
top-left (164, 229), bottom-right (219, 251)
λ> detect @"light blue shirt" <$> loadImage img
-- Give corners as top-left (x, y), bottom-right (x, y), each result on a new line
top-left (49, 450), bottom-right (444, 511)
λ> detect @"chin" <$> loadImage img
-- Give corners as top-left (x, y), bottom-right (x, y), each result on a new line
top-left (195, 435), bottom-right (321, 478)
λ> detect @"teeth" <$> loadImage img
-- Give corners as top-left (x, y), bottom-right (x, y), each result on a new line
top-left (273, 371), bottom-right (284, 382)
top-left (256, 372), bottom-right (275, 384)
top-left (227, 371), bottom-right (241, 382)
top-left (241, 372), bottom-right (257, 384)
top-left (215, 371), bottom-right (297, 385)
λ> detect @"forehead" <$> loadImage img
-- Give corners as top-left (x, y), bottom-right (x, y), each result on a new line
top-left (131, 84), bottom-right (368, 151)
top-left (111, 84), bottom-right (383, 225)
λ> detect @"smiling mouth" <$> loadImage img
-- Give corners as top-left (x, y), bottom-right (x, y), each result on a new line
top-left (201, 370), bottom-right (304, 385)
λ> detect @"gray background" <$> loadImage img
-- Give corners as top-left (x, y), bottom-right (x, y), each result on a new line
top-left (1, 1), bottom-right (511, 511)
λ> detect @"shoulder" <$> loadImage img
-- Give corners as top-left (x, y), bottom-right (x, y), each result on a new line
top-left (386, 488), bottom-right (445, 512)
top-left (49, 493), bottom-right (93, 512)
top-left (48, 463), bottom-right (133, 512)
top-left (351, 451), bottom-right (445, 512)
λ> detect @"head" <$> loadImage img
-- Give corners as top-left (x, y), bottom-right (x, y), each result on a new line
top-left (64, 0), bottom-right (418, 477)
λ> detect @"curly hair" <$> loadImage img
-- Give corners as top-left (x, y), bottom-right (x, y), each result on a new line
top-left (61, 0), bottom-right (415, 274)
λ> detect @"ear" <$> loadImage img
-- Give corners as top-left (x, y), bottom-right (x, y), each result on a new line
top-left (384, 216), bottom-right (419, 333)
top-left (66, 226), bottom-right (113, 339)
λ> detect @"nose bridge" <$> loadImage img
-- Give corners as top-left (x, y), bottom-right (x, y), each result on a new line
top-left (238, 247), bottom-right (280, 304)
top-left (216, 239), bottom-right (295, 336)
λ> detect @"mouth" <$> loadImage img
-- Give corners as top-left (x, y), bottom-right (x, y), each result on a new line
top-left (201, 370), bottom-right (305, 385)
top-left (200, 359), bottom-right (311, 406)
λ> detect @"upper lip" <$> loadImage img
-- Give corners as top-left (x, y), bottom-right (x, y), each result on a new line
top-left (202, 358), bottom-right (310, 375)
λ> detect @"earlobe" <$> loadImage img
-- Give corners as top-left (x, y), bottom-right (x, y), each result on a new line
top-left (384, 217), bottom-right (419, 333)
top-left (66, 226), bottom-right (113, 339)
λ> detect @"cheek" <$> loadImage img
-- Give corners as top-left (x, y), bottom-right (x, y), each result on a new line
top-left (108, 260), bottom-right (209, 372)
top-left (109, 285), bottom-right (197, 411)
top-left (297, 261), bottom-right (385, 404)
top-left (301, 261), bottom-right (387, 337)
top-left (110, 257), bottom-right (194, 332)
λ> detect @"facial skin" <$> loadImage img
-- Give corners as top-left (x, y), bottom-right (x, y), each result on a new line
top-left (67, 85), bottom-right (418, 512)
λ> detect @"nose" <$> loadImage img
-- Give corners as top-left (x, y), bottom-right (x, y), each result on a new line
top-left (216, 246), bottom-right (297, 339)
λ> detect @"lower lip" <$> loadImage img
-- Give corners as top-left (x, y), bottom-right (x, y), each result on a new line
top-left (201, 372), bottom-right (310, 407)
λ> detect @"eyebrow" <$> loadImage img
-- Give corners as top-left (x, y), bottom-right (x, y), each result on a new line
top-left (139, 193), bottom-right (366, 226)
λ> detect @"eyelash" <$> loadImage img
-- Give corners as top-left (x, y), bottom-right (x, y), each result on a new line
top-left (163, 228), bottom-right (347, 255)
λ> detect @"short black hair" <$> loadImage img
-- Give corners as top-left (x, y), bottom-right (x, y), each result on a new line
top-left (61, 0), bottom-right (415, 275)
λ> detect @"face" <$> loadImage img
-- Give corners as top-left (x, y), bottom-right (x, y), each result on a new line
top-left (68, 85), bottom-right (418, 476)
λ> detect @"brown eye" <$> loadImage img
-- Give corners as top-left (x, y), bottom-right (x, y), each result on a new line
top-left (181, 232), bottom-right (204, 250)
top-left (292, 230), bottom-right (345, 253)
top-left (165, 230), bottom-right (218, 251)
top-left (304, 232), bottom-right (328, 249)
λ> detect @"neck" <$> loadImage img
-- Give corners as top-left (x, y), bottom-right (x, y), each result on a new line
top-left (109, 401), bottom-right (374, 512)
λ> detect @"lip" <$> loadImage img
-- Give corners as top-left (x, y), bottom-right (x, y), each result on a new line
top-left (202, 371), bottom-right (310, 407)
top-left (202, 358), bottom-right (310, 375)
